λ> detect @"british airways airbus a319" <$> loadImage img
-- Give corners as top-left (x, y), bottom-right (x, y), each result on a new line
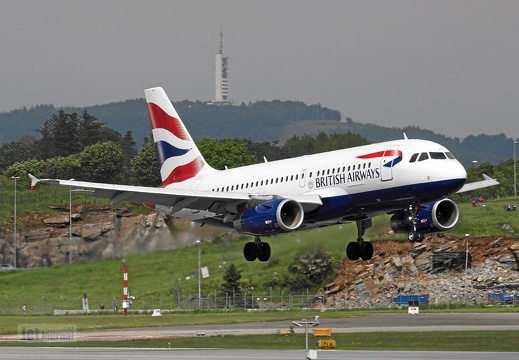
top-left (29, 87), bottom-right (498, 262)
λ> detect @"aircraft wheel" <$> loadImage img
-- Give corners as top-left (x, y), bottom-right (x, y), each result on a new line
top-left (243, 242), bottom-right (258, 261)
top-left (408, 231), bottom-right (418, 243)
top-left (257, 242), bottom-right (271, 262)
top-left (415, 232), bottom-right (424, 243)
top-left (360, 242), bottom-right (374, 261)
top-left (346, 242), bottom-right (361, 261)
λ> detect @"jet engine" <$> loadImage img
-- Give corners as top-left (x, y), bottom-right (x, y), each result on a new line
top-left (390, 198), bottom-right (459, 235)
top-left (233, 198), bottom-right (304, 235)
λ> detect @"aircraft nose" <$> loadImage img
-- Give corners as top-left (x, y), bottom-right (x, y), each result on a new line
top-left (455, 161), bottom-right (468, 180)
top-left (449, 160), bottom-right (467, 192)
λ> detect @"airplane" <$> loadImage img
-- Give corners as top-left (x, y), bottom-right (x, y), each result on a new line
top-left (29, 87), bottom-right (499, 262)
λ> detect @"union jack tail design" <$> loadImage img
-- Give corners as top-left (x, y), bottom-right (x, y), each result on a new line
top-left (145, 87), bottom-right (216, 185)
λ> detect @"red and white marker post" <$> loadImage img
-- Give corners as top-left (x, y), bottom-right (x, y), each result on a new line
top-left (123, 262), bottom-right (128, 317)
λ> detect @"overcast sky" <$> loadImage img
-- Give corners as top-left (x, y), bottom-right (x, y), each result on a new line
top-left (1, 0), bottom-right (518, 139)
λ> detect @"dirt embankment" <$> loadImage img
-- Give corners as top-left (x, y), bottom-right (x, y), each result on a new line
top-left (326, 235), bottom-right (519, 308)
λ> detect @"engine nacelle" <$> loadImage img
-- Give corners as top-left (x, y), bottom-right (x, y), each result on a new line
top-left (233, 198), bottom-right (304, 236)
top-left (390, 198), bottom-right (459, 235)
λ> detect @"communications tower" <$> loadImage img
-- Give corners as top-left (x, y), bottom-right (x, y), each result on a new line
top-left (214, 30), bottom-right (230, 103)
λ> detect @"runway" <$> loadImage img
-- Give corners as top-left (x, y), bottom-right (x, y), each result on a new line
top-left (73, 312), bottom-right (519, 340)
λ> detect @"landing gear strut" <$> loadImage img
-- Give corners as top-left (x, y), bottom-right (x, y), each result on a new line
top-left (243, 236), bottom-right (271, 262)
top-left (406, 203), bottom-right (424, 243)
top-left (346, 219), bottom-right (374, 261)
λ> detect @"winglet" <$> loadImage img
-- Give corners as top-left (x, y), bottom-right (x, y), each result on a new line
top-left (28, 173), bottom-right (39, 190)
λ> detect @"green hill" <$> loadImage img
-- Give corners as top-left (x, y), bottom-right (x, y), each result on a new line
top-left (0, 99), bottom-right (515, 168)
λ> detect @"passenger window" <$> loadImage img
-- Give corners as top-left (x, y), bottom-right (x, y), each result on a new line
top-left (409, 153), bottom-right (418, 163)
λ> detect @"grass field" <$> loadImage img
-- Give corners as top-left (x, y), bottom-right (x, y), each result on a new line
top-left (2, 331), bottom-right (518, 352)
top-left (1, 197), bottom-right (518, 312)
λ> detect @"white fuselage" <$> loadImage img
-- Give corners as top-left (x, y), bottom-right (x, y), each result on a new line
top-left (164, 138), bottom-right (467, 225)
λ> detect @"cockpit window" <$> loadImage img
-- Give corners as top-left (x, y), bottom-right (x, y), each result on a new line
top-left (445, 152), bottom-right (455, 159)
top-left (429, 152), bottom-right (447, 159)
top-left (418, 152), bottom-right (429, 161)
top-left (409, 153), bottom-right (419, 163)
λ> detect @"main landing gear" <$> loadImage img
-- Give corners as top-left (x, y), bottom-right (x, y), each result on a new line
top-left (346, 219), bottom-right (374, 261)
top-left (406, 203), bottom-right (424, 243)
top-left (243, 236), bottom-right (271, 262)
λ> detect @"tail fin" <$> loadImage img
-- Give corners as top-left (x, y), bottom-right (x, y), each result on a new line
top-left (145, 87), bottom-right (216, 185)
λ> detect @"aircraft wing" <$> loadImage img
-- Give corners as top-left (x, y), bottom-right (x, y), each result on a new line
top-left (456, 174), bottom-right (499, 193)
top-left (28, 174), bottom-right (322, 214)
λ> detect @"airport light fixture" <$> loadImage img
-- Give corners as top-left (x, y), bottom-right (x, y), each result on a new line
top-left (292, 316), bottom-right (320, 360)
top-left (514, 140), bottom-right (517, 197)
top-left (472, 160), bottom-right (477, 172)
top-left (12, 176), bottom-right (19, 268)
top-left (68, 180), bottom-right (76, 265)
top-left (196, 239), bottom-right (201, 309)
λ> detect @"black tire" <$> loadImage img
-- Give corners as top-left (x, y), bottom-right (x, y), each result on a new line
top-left (360, 241), bottom-right (374, 261)
top-left (346, 242), bottom-right (361, 261)
top-left (257, 242), bottom-right (271, 262)
top-left (243, 242), bottom-right (258, 261)
top-left (408, 231), bottom-right (417, 243)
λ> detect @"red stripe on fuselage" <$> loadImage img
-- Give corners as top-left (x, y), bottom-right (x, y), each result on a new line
top-left (147, 102), bottom-right (190, 141)
top-left (357, 150), bottom-right (402, 159)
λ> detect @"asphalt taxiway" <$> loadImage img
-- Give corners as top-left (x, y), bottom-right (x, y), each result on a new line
top-left (72, 312), bottom-right (519, 340)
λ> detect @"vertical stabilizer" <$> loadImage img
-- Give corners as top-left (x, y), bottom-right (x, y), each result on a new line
top-left (145, 87), bottom-right (216, 185)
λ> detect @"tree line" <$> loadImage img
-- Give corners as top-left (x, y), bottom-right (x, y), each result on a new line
top-left (1, 109), bottom-right (517, 200)
top-left (0, 110), bottom-right (368, 186)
